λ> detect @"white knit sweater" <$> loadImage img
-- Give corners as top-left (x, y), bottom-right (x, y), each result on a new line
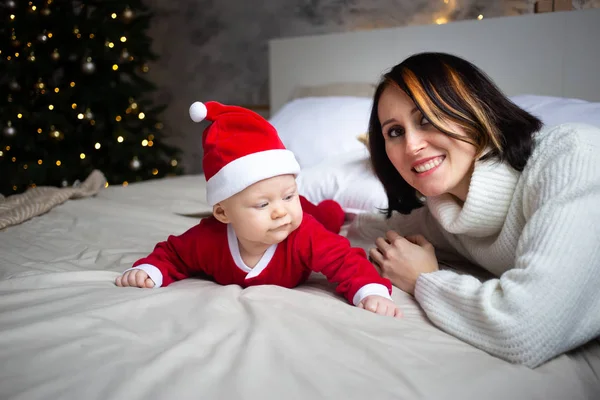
top-left (347, 123), bottom-right (600, 368)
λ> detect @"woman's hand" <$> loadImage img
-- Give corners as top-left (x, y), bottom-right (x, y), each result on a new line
top-left (369, 230), bottom-right (439, 295)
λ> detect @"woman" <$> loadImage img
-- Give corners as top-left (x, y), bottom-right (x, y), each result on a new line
top-left (347, 52), bottom-right (600, 368)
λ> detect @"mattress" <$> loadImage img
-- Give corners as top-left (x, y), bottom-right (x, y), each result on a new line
top-left (1, 175), bottom-right (599, 400)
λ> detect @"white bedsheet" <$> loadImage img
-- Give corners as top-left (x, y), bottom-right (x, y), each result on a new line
top-left (1, 175), bottom-right (599, 400)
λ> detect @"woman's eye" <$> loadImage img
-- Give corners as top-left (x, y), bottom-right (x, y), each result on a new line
top-left (283, 194), bottom-right (295, 201)
top-left (256, 202), bottom-right (268, 209)
top-left (388, 127), bottom-right (404, 138)
top-left (420, 116), bottom-right (431, 126)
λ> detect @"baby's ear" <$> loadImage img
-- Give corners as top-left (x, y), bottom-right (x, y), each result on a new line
top-left (212, 203), bottom-right (229, 224)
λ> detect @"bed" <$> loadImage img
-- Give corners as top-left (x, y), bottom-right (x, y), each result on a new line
top-left (2, 9), bottom-right (600, 400)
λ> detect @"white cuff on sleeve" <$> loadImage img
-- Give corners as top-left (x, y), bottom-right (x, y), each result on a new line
top-left (123, 264), bottom-right (163, 288)
top-left (352, 283), bottom-right (392, 306)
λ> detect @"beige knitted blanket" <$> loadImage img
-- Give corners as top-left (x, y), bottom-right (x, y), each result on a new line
top-left (0, 170), bottom-right (106, 230)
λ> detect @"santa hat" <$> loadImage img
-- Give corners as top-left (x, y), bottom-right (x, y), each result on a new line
top-left (190, 101), bottom-right (300, 206)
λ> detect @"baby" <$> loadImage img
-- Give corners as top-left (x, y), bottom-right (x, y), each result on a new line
top-left (116, 101), bottom-right (402, 318)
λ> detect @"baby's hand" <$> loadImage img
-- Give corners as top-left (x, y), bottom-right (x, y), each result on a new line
top-left (115, 269), bottom-right (155, 288)
top-left (358, 295), bottom-right (402, 318)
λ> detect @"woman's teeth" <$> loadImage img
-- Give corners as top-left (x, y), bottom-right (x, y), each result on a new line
top-left (414, 157), bottom-right (443, 173)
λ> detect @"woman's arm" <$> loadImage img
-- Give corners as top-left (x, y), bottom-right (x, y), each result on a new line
top-left (415, 126), bottom-right (600, 368)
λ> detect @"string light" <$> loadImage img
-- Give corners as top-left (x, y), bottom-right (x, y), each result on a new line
top-left (38, 159), bottom-right (43, 165)
top-left (77, 113), bottom-right (84, 119)
top-left (56, 160), bottom-right (61, 166)
top-left (122, 181), bottom-right (128, 186)
top-left (111, 13), bottom-right (117, 19)
top-left (152, 169), bottom-right (158, 176)
top-left (48, 104), bottom-right (54, 110)
top-left (478, 14), bottom-right (484, 20)
top-left (104, 182), bottom-right (109, 188)
top-left (17, 113), bottom-right (22, 118)
top-left (23, 164), bottom-right (28, 170)
top-left (107, 42), bottom-right (114, 48)
top-left (170, 160), bottom-right (178, 167)
top-left (12, 157), bottom-right (17, 162)
top-left (141, 139), bottom-right (148, 146)
top-left (112, 64), bottom-right (119, 71)
top-left (0, 151), bottom-right (3, 157)
top-left (80, 153), bottom-right (86, 159)
top-left (138, 112), bottom-right (145, 120)
top-left (10, 15), bottom-right (15, 20)
top-left (54, 88), bottom-right (59, 93)
top-left (117, 136), bottom-right (124, 142)
top-left (72, 103), bottom-right (77, 109)
top-left (115, 115), bottom-right (122, 121)
top-left (436, 17), bottom-right (448, 24)
top-left (120, 36), bottom-right (127, 42)
top-left (37, 128), bottom-right (42, 133)
top-left (147, 141), bottom-right (153, 147)
top-left (95, 143), bottom-right (101, 149)
top-left (48, 33), bottom-right (53, 38)
top-left (70, 82), bottom-right (76, 87)
top-left (89, 33), bottom-right (95, 39)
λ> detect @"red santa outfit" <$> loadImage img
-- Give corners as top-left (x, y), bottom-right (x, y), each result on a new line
top-left (132, 214), bottom-right (391, 305)
top-left (127, 101), bottom-right (392, 305)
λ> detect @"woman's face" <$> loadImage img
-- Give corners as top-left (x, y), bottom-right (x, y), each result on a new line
top-left (377, 85), bottom-right (477, 201)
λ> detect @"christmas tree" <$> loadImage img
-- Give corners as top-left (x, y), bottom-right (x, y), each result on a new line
top-left (0, 0), bottom-right (182, 196)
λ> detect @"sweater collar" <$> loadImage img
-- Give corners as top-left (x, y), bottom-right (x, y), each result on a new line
top-left (426, 159), bottom-right (520, 237)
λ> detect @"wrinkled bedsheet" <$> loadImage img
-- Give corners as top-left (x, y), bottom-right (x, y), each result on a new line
top-left (1, 175), bottom-right (598, 400)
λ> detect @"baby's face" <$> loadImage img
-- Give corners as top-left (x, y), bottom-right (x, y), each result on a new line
top-left (219, 174), bottom-right (302, 248)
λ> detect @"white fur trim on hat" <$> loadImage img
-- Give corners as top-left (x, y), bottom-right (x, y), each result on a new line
top-left (189, 102), bottom-right (208, 122)
top-left (206, 149), bottom-right (300, 205)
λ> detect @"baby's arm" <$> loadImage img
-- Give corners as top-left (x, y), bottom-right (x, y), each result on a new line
top-left (115, 220), bottom-right (214, 288)
top-left (299, 216), bottom-right (402, 318)
top-left (359, 295), bottom-right (403, 318)
top-left (115, 269), bottom-right (155, 288)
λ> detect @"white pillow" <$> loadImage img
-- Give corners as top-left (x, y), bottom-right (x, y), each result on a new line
top-left (269, 97), bottom-right (373, 168)
top-left (296, 148), bottom-right (387, 216)
top-left (294, 94), bottom-right (600, 216)
top-left (510, 95), bottom-right (600, 127)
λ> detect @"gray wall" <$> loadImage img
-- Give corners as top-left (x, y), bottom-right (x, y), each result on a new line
top-left (144, 0), bottom-right (600, 173)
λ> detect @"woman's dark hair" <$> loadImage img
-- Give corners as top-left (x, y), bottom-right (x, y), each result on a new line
top-left (369, 52), bottom-right (543, 217)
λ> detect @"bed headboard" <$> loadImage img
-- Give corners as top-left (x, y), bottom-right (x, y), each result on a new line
top-left (269, 9), bottom-right (600, 114)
